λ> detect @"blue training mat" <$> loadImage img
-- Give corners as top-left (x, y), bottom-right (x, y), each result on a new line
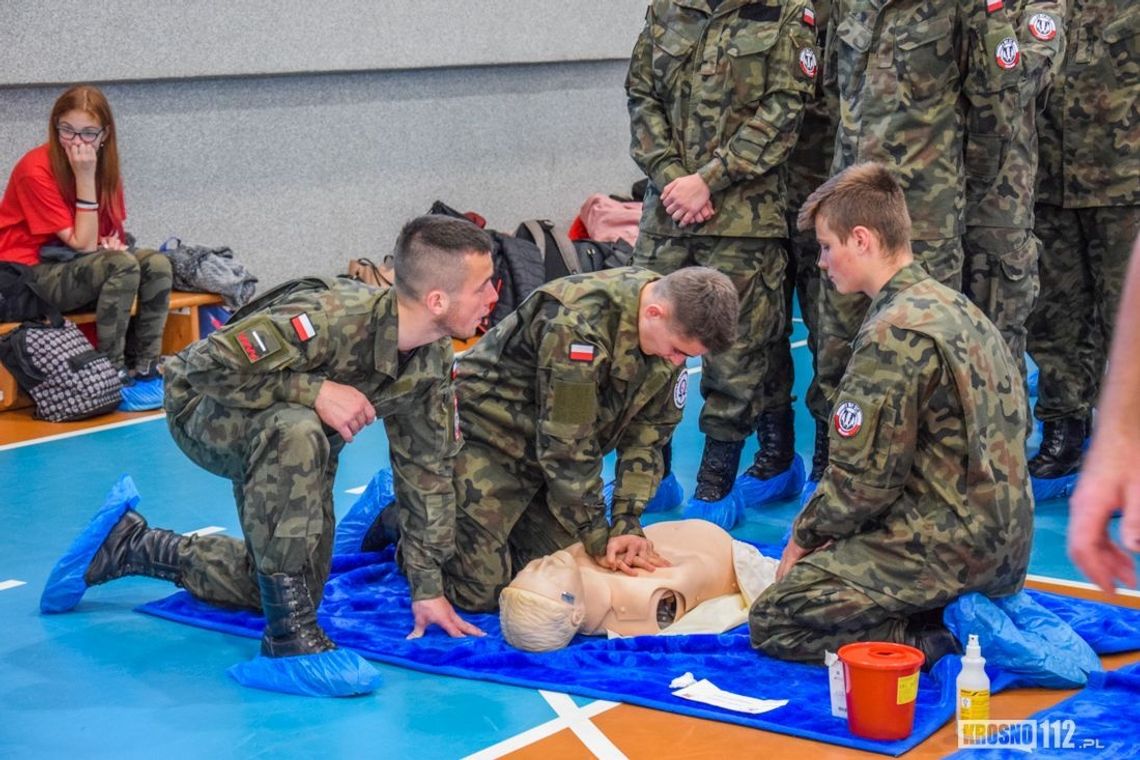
top-left (944, 660), bottom-right (1140, 759)
top-left (137, 543), bottom-right (1140, 756)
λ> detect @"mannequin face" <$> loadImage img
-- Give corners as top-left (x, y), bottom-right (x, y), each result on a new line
top-left (507, 520), bottom-right (739, 638)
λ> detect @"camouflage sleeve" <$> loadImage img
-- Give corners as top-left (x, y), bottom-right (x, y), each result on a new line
top-left (386, 370), bottom-right (461, 601)
top-left (179, 295), bottom-right (336, 410)
top-left (793, 328), bottom-right (939, 549)
top-left (533, 315), bottom-right (613, 559)
top-left (609, 369), bottom-right (685, 538)
top-left (697, 3), bottom-right (818, 194)
top-left (1017, 0), bottom-right (1066, 95)
top-left (626, 5), bottom-right (690, 191)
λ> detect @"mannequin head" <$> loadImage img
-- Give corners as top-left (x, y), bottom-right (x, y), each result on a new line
top-left (499, 520), bottom-right (740, 652)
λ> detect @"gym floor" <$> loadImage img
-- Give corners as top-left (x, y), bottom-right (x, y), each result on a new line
top-left (2, 317), bottom-right (1137, 759)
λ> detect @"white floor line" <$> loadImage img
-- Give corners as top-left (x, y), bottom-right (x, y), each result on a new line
top-left (0, 412), bottom-right (164, 452)
top-left (791, 339), bottom-right (808, 349)
top-left (345, 485), bottom-right (367, 495)
top-left (0, 580), bottom-right (27, 591)
top-left (184, 526), bottom-right (226, 537)
top-left (1026, 573), bottom-right (1140, 599)
top-left (461, 693), bottom-right (621, 760)
top-left (540, 691), bottom-right (628, 760)
top-left (792, 317), bottom-right (804, 323)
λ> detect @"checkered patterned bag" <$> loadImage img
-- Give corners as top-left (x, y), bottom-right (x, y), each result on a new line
top-left (0, 320), bottom-right (122, 421)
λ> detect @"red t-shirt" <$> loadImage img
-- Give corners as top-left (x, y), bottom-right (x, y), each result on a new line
top-left (0, 144), bottom-right (126, 265)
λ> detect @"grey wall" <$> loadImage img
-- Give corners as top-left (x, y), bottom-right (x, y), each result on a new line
top-left (0, 1), bottom-right (648, 288)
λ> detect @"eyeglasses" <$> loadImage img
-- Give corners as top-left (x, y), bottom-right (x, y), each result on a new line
top-left (57, 124), bottom-right (104, 143)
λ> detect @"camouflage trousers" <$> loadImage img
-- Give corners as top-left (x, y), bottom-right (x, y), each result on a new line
top-left (749, 559), bottom-right (921, 662)
top-left (1026, 204), bottom-right (1140, 421)
top-left (165, 389), bottom-right (343, 610)
top-left (814, 237), bottom-right (962, 423)
top-left (963, 226), bottom-right (1039, 387)
top-left (28, 248), bottom-right (172, 369)
top-left (442, 438), bottom-right (579, 612)
top-left (765, 214), bottom-right (827, 419)
top-left (633, 233), bottom-right (787, 441)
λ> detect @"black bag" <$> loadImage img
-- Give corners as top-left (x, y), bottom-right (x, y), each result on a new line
top-left (0, 317), bottom-right (122, 421)
top-left (0, 262), bottom-right (56, 322)
top-left (515, 219), bottom-right (634, 280)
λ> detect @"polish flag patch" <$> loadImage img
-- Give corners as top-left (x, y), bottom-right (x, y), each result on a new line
top-left (985, 0), bottom-right (1003, 14)
top-left (569, 343), bottom-right (595, 362)
top-left (291, 313), bottom-right (316, 342)
top-left (802, 7), bottom-right (815, 26)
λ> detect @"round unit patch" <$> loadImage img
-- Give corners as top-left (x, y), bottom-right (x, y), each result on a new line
top-left (799, 48), bottom-right (818, 78)
top-left (833, 401), bottom-right (863, 438)
top-left (673, 371), bottom-right (689, 410)
top-left (1028, 13), bottom-right (1057, 41)
top-left (995, 36), bottom-right (1020, 70)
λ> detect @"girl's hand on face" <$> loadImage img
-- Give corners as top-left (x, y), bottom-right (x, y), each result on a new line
top-left (66, 140), bottom-right (98, 177)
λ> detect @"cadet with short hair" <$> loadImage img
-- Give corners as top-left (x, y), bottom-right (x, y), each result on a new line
top-left (432, 267), bottom-right (739, 619)
top-left (1025, 0), bottom-right (1140, 480)
top-left (626, 0), bottom-right (819, 505)
top-left (750, 164), bottom-right (1033, 664)
top-left (41, 215), bottom-right (498, 696)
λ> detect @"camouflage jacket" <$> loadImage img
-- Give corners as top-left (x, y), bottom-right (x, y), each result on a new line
top-left (1037, 0), bottom-right (1140, 208)
top-left (786, 0), bottom-right (837, 210)
top-left (164, 278), bottom-right (460, 599)
top-left (455, 268), bottom-right (687, 558)
top-left (793, 262), bottom-right (1033, 607)
top-left (825, 0), bottom-right (1025, 240)
top-left (627, 0), bottom-right (819, 239)
top-left (965, 0), bottom-right (1066, 229)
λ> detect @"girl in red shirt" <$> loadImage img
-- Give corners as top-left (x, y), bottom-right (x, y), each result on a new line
top-left (0, 84), bottom-right (171, 381)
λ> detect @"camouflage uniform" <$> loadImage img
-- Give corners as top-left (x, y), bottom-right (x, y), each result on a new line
top-left (962, 0), bottom-right (1066, 383)
top-left (769, 0), bottom-right (835, 422)
top-left (1026, 0), bottom-right (1140, 424)
top-left (28, 248), bottom-right (172, 368)
top-left (815, 0), bottom-right (1020, 430)
top-left (443, 268), bottom-right (688, 611)
top-left (163, 278), bottom-right (459, 609)
top-left (626, 0), bottom-right (818, 441)
top-left (750, 263), bottom-right (1032, 661)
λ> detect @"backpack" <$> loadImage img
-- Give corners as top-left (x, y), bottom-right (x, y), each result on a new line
top-left (0, 316), bottom-right (122, 421)
top-left (514, 219), bottom-right (633, 280)
top-left (0, 262), bottom-right (56, 322)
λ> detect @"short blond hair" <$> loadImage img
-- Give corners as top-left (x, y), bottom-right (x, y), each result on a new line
top-left (797, 163), bottom-right (912, 254)
top-left (499, 586), bottom-right (583, 652)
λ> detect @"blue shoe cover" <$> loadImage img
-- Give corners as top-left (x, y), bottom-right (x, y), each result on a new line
top-left (733, 455), bottom-right (806, 510)
top-left (1031, 472), bottom-right (1079, 503)
top-left (682, 491), bottom-right (743, 530)
top-left (118, 377), bottom-right (164, 412)
top-left (644, 472), bottom-right (685, 513)
top-left (227, 647), bottom-right (382, 697)
top-left (334, 469), bottom-right (395, 555)
top-left (799, 478), bottom-right (819, 506)
top-left (41, 475), bottom-right (141, 614)
top-left (1026, 367), bottom-right (1038, 397)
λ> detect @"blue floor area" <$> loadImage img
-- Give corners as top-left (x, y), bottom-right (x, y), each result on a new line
top-left (0, 321), bottom-right (1095, 757)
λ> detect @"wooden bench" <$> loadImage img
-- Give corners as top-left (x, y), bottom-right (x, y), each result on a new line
top-left (0, 291), bottom-right (224, 411)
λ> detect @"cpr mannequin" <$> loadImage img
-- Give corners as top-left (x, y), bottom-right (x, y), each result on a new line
top-left (499, 519), bottom-right (777, 652)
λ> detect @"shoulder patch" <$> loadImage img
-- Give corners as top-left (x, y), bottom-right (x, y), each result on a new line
top-left (833, 400), bottom-right (863, 438)
top-left (739, 4), bottom-right (781, 22)
top-left (984, 0), bottom-right (1004, 14)
top-left (1027, 13), bottom-right (1057, 42)
top-left (802, 7), bottom-right (815, 27)
top-left (799, 47), bottom-right (818, 78)
top-left (673, 371), bottom-right (688, 410)
top-left (234, 321), bottom-right (284, 364)
top-left (994, 36), bottom-right (1020, 69)
top-left (290, 312), bottom-right (316, 342)
top-left (569, 342), bottom-right (595, 362)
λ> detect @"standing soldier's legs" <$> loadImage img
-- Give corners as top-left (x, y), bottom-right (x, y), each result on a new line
top-left (444, 442), bottom-right (546, 612)
top-left (962, 226), bottom-right (1040, 384)
top-left (124, 248), bottom-right (173, 372)
top-left (28, 250), bottom-right (141, 367)
top-left (1026, 205), bottom-right (1095, 477)
top-left (693, 237), bottom-right (786, 499)
top-left (1087, 205), bottom-right (1140, 395)
top-left (751, 240), bottom-right (797, 479)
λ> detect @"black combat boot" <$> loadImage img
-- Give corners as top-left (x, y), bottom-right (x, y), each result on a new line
top-left (84, 510), bottom-right (185, 586)
top-left (902, 614), bottom-right (961, 671)
top-left (809, 418), bottom-right (829, 481)
top-left (693, 438), bottom-right (745, 501)
top-left (745, 406), bottom-right (796, 479)
top-left (1029, 415), bottom-right (1088, 478)
top-left (257, 572), bottom-right (337, 658)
